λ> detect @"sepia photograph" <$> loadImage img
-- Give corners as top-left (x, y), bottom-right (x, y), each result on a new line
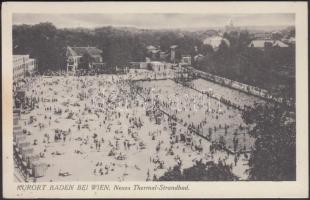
top-left (2, 1), bottom-right (308, 198)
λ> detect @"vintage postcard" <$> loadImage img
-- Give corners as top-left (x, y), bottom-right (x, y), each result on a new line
top-left (2, 1), bottom-right (308, 198)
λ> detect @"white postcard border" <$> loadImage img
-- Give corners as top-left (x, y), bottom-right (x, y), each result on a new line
top-left (2, 2), bottom-right (308, 198)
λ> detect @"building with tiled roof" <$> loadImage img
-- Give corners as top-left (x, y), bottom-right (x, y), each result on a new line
top-left (248, 40), bottom-right (273, 48)
top-left (272, 40), bottom-right (289, 48)
top-left (248, 40), bottom-right (289, 49)
top-left (66, 46), bottom-right (103, 74)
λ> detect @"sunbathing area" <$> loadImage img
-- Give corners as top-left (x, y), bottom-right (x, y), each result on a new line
top-left (135, 79), bottom-right (256, 154)
top-left (190, 79), bottom-right (265, 109)
top-left (13, 69), bottom-right (266, 182)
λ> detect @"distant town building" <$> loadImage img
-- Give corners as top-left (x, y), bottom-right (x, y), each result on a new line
top-left (253, 32), bottom-right (272, 40)
top-left (151, 50), bottom-right (160, 60)
top-left (248, 40), bottom-right (273, 49)
top-left (149, 61), bottom-right (165, 72)
top-left (225, 18), bottom-right (240, 33)
top-left (170, 45), bottom-right (178, 63)
top-left (203, 30), bottom-right (219, 37)
top-left (282, 36), bottom-right (295, 45)
top-left (130, 61), bottom-right (171, 71)
top-left (194, 54), bottom-right (205, 63)
top-left (271, 31), bottom-right (283, 40)
top-left (129, 62), bottom-right (148, 69)
top-left (13, 55), bottom-right (27, 82)
top-left (159, 51), bottom-right (169, 61)
top-left (145, 57), bottom-right (152, 62)
top-left (147, 61), bottom-right (172, 72)
top-left (146, 45), bottom-right (162, 61)
top-left (248, 40), bottom-right (289, 49)
top-left (13, 55), bottom-right (37, 82)
top-left (203, 36), bottom-right (230, 51)
top-left (27, 58), bottom-right (37, 75)
top-left (66, 46), bottom-right (104, 74)
top-left (288, 37), bottom-right (295, 45)
top-left (272, 40), bottom-right (289, 48)
top-left (146, 45), bottom-right (157, 52)
top-left (180, 55), bottom-right (192, 66)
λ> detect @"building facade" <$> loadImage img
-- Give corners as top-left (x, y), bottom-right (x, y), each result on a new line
top-left (66, 46), bottom-right (104, 74)
top-left (181, 55), bottom-right (192, 66)
top-left (170, 45), bottom-right (178, 63)
top-left (248, 40), bottom-right (289, 49)
top-left (13, 55), bottom-right (37, 83)
top-left (147, 61), bottom-right (172, 72)
top-left (27, 58), bottom-right (37, 75)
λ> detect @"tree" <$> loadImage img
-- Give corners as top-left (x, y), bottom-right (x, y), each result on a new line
top-left (13, 22), bottom-right (295, 92)
top-left (242, 102), bottom-right (296, 180)
top-left (196, 29), bottom-right (295, 98)
top-left (272, 32), bottom-right (283, 41)
top-left (158, 165), bottom-right (183, 181)
top-left (157, 160), bottom-right (238, 181)
top-left (201, 44), bottom-right (214, 55)
top-left (159, 32), bottom-right (178, 52)
top-left (13, 22), bottom-right (63, 73)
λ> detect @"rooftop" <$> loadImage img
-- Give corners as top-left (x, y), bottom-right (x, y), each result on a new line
top-left (248, 40), bottom-right (273, 48)
top-left (67, 46), bottom-right (102, 57)
top-left (203, 36), bottom-right (230, 49)
top-left (273, 40), bottom-right (289, 47)
top-left (13, 55), bottom-right (29, 59)
top-left (146, 45), bottom-right (157, 50)
top-left (248, 40), bottom-right (289, 48)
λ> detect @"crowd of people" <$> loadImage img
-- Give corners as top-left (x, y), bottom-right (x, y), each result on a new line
top-left (135, 79), bottom-right (255, 154)
top-left (14, 68), bottom-right (260, 182)
top-left (191, 79), bottom-right (265, 110)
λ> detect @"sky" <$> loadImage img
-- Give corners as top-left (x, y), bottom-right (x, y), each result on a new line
top-left (13, 13), bottom-right (295, 29)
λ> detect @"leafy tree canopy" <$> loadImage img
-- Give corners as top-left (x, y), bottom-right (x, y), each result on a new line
top-left (242, 102), bottom-right (295, 181)
top-left (158, 160), bottom-right (238, 181)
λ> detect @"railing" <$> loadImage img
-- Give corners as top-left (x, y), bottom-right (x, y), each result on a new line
top-left (189, 67), bottom-right (282, 102)
top-left (129, 81), bottom-right (250, 155)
